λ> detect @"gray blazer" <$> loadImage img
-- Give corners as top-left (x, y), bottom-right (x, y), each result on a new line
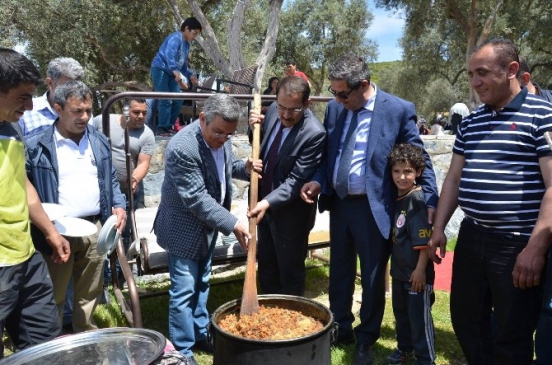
top-left (154, 121), bottom-right (248, 260)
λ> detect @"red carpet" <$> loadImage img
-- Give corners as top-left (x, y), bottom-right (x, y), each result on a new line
top-left (433, 252), bottom-right (454, 292)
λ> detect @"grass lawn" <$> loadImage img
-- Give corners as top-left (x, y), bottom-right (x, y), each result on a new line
top-left (91, 256), bottom-right (466, 365)
top-left (2, 240), bottom-right (466, 363)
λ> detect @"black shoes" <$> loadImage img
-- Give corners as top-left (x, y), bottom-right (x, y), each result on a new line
top-left (335, 329), bottom-right (356, 346)
top-left (156, 127), bottom-right (177, 137)
top-left (386, 348), bottom-right (415, 364)
top-left (193, 338), bottom-right (214, 354)
top-left (353, 344), bottom-right (374, 365)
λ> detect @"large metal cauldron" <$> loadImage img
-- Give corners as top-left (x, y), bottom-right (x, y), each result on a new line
top-left (0, 328), bottom-right (166, 365)
top-left (210, 295), bottom-right (337, 365)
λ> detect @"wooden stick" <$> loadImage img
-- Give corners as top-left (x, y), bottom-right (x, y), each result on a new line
top-left (240, 94), bottom-right (261, 316)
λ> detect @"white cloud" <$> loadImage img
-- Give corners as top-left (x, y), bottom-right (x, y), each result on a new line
top-left (367, 0), bottom-right (405, 62)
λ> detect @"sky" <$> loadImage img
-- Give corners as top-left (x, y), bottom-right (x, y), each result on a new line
top-left (366, 0), bottom-right (405, 62)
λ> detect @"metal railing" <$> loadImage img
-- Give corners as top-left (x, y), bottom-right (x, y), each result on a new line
top-left (100, 90), bottom-right (335, 327)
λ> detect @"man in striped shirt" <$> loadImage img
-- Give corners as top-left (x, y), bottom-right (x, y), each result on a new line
top-left (428, 38), bottom-right (552, 365)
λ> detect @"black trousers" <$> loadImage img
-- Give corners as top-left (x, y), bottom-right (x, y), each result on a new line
top-left (328, 195), bottom-right (391, 346)
top-left (257, 211), bottom-right (310, 296)
top-left (534, 248), bottom-right (552, 365)
top-left (392, 279), bottom-right (436, 365)
top-left (0, 251), bottom-right (60, 356)
top-left (450, 219), bottom-right (541, 365)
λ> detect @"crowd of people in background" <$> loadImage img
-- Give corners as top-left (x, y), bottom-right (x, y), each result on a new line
top-left (2, 15), bottom-right (552, 365)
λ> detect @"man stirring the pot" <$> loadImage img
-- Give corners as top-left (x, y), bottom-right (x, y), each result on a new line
top-left (153, 93), bottom-right (261, 365)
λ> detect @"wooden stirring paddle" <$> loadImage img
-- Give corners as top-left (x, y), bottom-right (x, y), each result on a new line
top-left (240, 94), bottom-right (262, 316)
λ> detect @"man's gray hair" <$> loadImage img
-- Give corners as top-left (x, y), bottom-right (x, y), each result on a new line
top-left (329, 53), bottom-right (371, 89)
top-left (202, 94), bottom-right (241, 125)
top-left (47, 57), bottom-right (84, 82)
top-left (53, 80), bottom-right (92, 109)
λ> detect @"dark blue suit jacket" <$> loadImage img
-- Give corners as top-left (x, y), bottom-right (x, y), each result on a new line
top-left (312, 89), bottom-right (439, 239)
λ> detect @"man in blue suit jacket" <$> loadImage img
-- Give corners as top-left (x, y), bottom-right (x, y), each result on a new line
top-left (301, 53), bottom-right (438, 365)
top-left (154, 94), bottom-right (258, 365)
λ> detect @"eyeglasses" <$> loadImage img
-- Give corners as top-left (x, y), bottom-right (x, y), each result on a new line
top-left (213, 131), bottom-right (235, 140)
top-left (277, 104), bottom-right (304, 114)
top-left (328, 83), bottom-right (361, 100)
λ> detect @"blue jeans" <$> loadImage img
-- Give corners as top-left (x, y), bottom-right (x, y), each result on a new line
top-left (150, 67), bottom-right (183, 130)
top-left (450, 219), bottom-right (541, 365)
top-left (167, 241), bottom-right (216, 357)
top-left (146, 99), bottom-right (157, 130)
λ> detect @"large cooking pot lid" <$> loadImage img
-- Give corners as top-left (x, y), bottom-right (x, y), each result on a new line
top-left (0, 327), bottom-right (166, 365)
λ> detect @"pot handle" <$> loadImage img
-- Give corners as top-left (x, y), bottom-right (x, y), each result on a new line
top-left (330, 322), bottom-right (339, 345)
top-left (207, 322), bottom-right (214, 345)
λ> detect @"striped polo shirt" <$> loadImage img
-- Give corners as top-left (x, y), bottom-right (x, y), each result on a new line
top-left (454, 87), bottom-right (552, 237)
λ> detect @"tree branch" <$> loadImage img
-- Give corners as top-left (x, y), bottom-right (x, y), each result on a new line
top-left (185, 0), bottom-right (233, 78)
top-left (86, 35), bottom-right (149, 73)
top-left (477, 0), bottom-right (504, 45)
top-left (450, 66), bottom-right (466, 85)
top-left (227, 0), bottom-right (251, 70)
top-left (92, 80), bottom-right (152, 92)
top-left (252, 0), bottom-right (284, 92)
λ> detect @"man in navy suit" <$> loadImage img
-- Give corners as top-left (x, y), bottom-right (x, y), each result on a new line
top-left (154, 94), bottom-right (259, 365)
top-left (301, 53), bottom-right (438, 365)
top-left (248, 76), bottom-right (326, 296)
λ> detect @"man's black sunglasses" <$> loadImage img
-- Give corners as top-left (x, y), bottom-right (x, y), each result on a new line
top-left (328, 83), bottom-right (361, 99)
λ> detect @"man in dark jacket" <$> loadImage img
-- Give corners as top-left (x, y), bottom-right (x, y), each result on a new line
top-left (25, 80), bottom-right (126, 333)
top-left (248, 76), bottom-right (326, 296)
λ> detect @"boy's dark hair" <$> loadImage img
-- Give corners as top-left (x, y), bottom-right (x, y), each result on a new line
top-left (388, 143), bottom-right (426, 172)
top-left (181, 17), bottom-right (202, 32)
top-left (0, 48), bottom-right (43, 94)
top-left (285, 59), bottom-right (296, 66)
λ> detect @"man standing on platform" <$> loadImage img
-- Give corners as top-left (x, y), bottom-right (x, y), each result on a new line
top-left (284, 59), bottom-right (311, 86)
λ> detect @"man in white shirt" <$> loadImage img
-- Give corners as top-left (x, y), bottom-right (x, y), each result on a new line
top-left (25, 80), bottom-right (126, 333)
top-left (18, 57), bottom-right (84, 136)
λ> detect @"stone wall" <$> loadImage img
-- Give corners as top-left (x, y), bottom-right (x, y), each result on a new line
top-left (142, 134), bottom-right (464, 238)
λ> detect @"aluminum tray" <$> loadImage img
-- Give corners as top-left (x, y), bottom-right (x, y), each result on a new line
top-left (0, 327), bottom-right (166, 365)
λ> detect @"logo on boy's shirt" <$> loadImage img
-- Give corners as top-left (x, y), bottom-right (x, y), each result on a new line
top-left (396, 212), bottom-right (406, 228)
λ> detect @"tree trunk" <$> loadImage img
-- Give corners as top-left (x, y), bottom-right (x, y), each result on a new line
top-left (252, 0), bottom-right (284, 92)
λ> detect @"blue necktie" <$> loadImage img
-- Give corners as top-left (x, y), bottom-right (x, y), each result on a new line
top-left (261, 122), bottom-right (284, 198)
top-left (335, 111), bottom-right (359, 199)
